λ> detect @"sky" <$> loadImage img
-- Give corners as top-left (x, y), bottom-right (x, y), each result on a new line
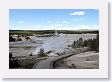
top-left (9, 9), bottom-right (99, 30)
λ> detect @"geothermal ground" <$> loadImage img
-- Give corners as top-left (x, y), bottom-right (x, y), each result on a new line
top-left (9, 34), bottom-right (99, 69)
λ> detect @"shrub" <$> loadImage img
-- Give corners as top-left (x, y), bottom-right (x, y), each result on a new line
top-left (38, 48), bottom-right (47, 57)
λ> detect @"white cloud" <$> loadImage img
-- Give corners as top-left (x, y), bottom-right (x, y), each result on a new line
top-left (62, 21), bottom-right (70, 24)
top-left (72, 25), bottom-right (75, 27)
top-left (18, 21), bottom-right (24, 24)
top-left (50, 24), bottom-right (62, 27)
top-left (57, 22), bottom-right (60, 23)
top-left (47, 21), bottom-right (51, 23)
top-left (70, 11), bottom-right (85, 16)
top-left (9, 26), bottom-right (13, 28)
top-left (9, 26), bottom-right (15, 30)
top-left (10, 24), bottom-right (98, 30)
top-left (74, 25), bottom-right (98, 30)
top-left (36, 25), bottom-right (42, 27)
top-left (74, 19), bottom-right (78, 21)
top-left (73, 18), bottom-right (84, 22)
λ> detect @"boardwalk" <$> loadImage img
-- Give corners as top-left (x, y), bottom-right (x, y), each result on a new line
top-left (33, 53), bottom-right (75, 69)
top-left (33, 47), bottom-right (89, 69)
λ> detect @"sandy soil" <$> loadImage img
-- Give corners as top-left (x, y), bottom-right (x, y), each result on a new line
top-left (64, 51), bottom-right (99, 69)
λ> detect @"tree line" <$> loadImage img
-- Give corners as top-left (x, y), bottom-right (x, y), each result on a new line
top-left (71, 34), bottom-right (99, 51)
top-left (9, 30), bottom-right (99, 35)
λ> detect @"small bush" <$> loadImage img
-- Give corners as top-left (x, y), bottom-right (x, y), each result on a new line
top-left (38, 48), bottom-right (47, 57)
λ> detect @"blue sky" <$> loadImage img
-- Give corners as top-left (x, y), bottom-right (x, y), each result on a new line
top-left (9, 9), bottom-right (99, 30)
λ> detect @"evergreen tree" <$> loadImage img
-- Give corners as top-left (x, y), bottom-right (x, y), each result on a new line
top-left (71, 34), bottom-right (99, 52)
top-left (79, 37), bottom-right (83, 47)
